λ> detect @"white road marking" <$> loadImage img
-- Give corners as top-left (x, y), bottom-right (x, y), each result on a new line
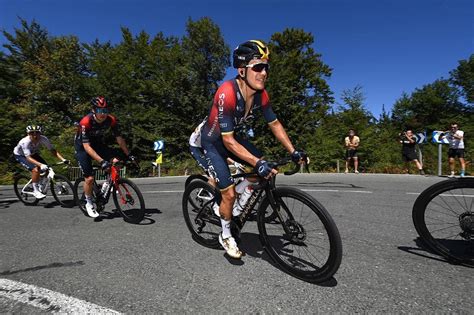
top-left (0, 278), bottom-right (120, 313)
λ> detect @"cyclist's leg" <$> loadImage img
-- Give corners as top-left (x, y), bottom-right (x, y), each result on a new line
top-left (75, 149), bottom-right (95, 199)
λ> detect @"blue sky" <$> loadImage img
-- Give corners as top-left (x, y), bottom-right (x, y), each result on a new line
top-left (1, 0), bottom-right (473, 117)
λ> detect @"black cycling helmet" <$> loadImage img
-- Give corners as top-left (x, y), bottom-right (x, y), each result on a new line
top-left (26, 125), bottom-right (43, 134)
top-left (232, 40), bottom-right (270, 68)
top-left (91, 96), bottom-right (108, 109)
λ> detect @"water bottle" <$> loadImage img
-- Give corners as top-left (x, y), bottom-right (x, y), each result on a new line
top-left (233, 180), bottom-right (253, 217)
top-left (101, 181), bottom-right (111, 195)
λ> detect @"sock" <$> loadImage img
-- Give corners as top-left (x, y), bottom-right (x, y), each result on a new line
top-left (32, 183), bottom-right (40, 192)
top-left (221, 218), bottom-right (232, 239)
top-left (85, 194), bottom-right (93, 205)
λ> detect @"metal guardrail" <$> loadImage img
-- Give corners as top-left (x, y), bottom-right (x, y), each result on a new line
top-left (68, 166), bottom-right (126, 181)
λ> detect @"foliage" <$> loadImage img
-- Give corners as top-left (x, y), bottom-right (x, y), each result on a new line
top-left (0, 18), bottom-right (472, 183)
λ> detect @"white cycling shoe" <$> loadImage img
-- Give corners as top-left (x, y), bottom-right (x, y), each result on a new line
top-left (85, 203), bottom-right (99, 218)
top-left (219, 234), bottom-right (243, 259)
top-left (33, 191), bottom-right (46, 199)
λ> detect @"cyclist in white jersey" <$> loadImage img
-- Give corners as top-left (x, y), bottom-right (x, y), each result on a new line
top-left (13, 125), bottom-right (69, 199)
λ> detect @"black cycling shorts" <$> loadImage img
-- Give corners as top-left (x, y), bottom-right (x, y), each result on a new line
top-left (75, 145), bottom-right (117, 177)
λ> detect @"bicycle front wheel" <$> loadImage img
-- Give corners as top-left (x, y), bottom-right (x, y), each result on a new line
top-left (112, 178), bottom-right (145, 224)
top-left (51, 174), bottom-right (75, 208)
top-left (412, 178), bottom-right (474, 266)
top-left (14, 174), bottom-right (39, 205)
top-left (257, 187), bottom-right (343, 283)
top-left (182, 179), bottom-right (221, 248)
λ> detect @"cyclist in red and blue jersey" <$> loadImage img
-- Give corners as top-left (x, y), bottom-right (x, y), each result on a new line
top-left (75, 96), bottom-right (135, 218)
top-left (200, 40), bottom-right (307, 259)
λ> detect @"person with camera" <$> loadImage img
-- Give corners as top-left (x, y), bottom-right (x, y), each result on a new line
top-left (399, 129), bottom-right (424, 175)
top-left (440, 123), bottom-right (465, 177)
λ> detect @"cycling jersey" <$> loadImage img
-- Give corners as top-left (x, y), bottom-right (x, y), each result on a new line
top-left (74, 113), bottom-right (121, 151)
top-left (13, 135), bottom-right (54, 157)
top-left (200, 79), bottom-right (277, 190)
top-left (201, 79), bottom-right (277, 144)
top-left (74, 113), bottom-right (121, 177)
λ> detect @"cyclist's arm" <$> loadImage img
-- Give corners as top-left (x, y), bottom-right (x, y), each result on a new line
top-left (116, 136), bottom-right (130, 157)
top-left (50, 149), bottom-right (67, 162)
top-left (222, 133), bottom-right (259, 167)
top-left (83, 142), bottom-right (103, 163)
top-left (25, 155), bottom-right (43, 168)
top-left (268, 120), bottom-right (295, 155)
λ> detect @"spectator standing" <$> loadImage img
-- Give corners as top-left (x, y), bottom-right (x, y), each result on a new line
top-left (344, 129), bottom-right (360, 174)
top-left (399, 129), bottom-right (425, 175)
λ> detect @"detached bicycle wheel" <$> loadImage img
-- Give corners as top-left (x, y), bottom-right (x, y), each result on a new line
top-left (14, 174), bottom-right (39, 206)
top-left (257, 187), bottom-right (343, 283)
top-left (112, 178), bottom-right (145, 224)
top-left (51, 174), bottom-right (75, 208)
top-left (182, 179), bottom-right (221, 248)
top-left (413, 178), bottom-right (474, 266)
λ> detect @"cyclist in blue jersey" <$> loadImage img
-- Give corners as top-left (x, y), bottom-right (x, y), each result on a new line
top-left (75, 96), bottom-right (135, 218)
top-left (199, 40), bottom-right (306, 259)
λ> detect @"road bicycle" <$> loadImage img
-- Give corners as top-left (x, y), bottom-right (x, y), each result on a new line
top-left (182, 158), bottom-right (343, 283)
top-left (74, 161), bottom-right (145, 224)
top-left (13, 161), bottom-right (75, 207)
top-left (412, 177), bottom-right (474, 266)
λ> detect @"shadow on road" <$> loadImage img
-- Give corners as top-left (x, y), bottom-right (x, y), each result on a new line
top-left (239, 232), bottom-right (338, 287)
top-left (398, 238), bottom-right (461, 265)
top-left (280, 181), bottom-right (365, 189)
top-left (0, 199), bottom-right (18, 209)
top-left (0, 261), bottom-right (85, 276)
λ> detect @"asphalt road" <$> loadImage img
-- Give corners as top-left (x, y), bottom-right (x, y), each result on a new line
top-left (0, 173), bottom-right (472, 313)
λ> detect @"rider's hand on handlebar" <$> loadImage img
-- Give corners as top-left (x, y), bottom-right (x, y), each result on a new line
top-left (39, 164), bottom-right (49, 172)
top-left (62, 159), bottom-right (70, 165)
top-left (255, 159), bottom-right (275, 178)
top-left (100, 160), bottom-right (111, 170)
top-left (127, 155), bottom-right (137, 163)
top-left (291, 150), bottom-right (307, 164)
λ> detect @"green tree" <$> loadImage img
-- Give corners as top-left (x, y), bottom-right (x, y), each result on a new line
top-left (450, 54), bottom-right (474, 105)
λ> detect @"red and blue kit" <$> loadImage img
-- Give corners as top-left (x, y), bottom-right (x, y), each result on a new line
top-left (201, 79), bottom-right (278, 190)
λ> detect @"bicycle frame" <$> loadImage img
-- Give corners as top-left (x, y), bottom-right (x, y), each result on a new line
top-left (20, 167), bottom-right (56, 196)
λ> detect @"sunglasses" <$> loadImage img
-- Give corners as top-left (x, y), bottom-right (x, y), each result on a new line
top-left (95, 108), bottom-right (109, 114)
top-left (28, 131), bottom-right (41, 135)
top-left (246, 63), bottom-right (269, 73)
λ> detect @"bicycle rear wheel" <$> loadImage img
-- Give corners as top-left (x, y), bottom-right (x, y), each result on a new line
top-left (182, 179), bottom-right (221, 248)
top-left (257, 187), bottom-right (343, 283)
top-left (14, 174), bottom-right (39, 205)
top-left (112, 178), bottom-right (145, 224)
top-left (412, 178), bottom-right (474, 266)
top-left (51, 174), bottom-right (75, 208)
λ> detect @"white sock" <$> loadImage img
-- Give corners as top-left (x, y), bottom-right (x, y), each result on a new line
top-left (85, 194), bottom-right (94, 205)
top-left (33, 183), bottom-right (40, 192)
top-left (221, 218), bottom-right (232, 239)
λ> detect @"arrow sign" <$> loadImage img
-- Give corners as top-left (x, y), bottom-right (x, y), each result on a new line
top-left (414, 131), bottom-right (427, 144)
top-left (432, 131), bottom-right (449, 144)
top-left (153, 140), bottom-right (164, 151)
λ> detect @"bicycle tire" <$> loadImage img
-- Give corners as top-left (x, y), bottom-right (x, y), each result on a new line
top-left (412, 177), bottom-right (474, 266)
top-left (257, 187), bottom-right (343, 283)
top-left (50, 174), bottom-right (75, 208)
top-left (112, 178), bottom-right (145, 224)
top-left (14, 174), bottom-right (39, 206)
top-left (185, 174), bottom-right (209, 188)
top-left (182, 179), bottom-right (221, 249)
